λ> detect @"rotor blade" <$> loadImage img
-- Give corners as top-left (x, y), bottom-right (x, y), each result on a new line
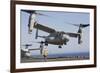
top-left (65, 22), bottom-right (78, 26)
top-left (70, 24), bottom-right (80, 27)
top-left (34, 23), bottom-right (56, 33)
top-left (80, 24), bottom-right (90, 28)
top-left (33, 41), bottom-right (45, 44)
top-left (22, 44), bottom-right (32, 46)
top-left (73, 24), bottom-right (90, 28)
top-left (21, 9), bottom-right (50, 17)
top-left (36, 13), bottom-right (50, 17)
top-left (28, 48), bottom-right (40, 51)
top-left (21, 9), bottom-right (36, 14)
top-left (66, 22), bottom-right (90, 28)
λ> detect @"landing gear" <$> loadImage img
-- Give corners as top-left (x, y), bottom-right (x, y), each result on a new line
top-left (58, 45), bottom-right (62, 48)
top-left (45, 41), bottom-right (48, 46)
top-left (64, 42), bottom-right (66, 45)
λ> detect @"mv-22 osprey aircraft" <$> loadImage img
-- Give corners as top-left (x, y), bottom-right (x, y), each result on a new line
top-left (21, 9), bottom-right (90, 59)
top-left (21, 9), bottom-right (89, 48)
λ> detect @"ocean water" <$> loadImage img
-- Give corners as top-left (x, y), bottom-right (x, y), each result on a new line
top-left (32, 52), bottom-right (89, 59)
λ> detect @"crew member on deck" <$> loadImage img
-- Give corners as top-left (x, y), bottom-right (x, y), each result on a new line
top-left (42, 46), bottom-right (48, 62)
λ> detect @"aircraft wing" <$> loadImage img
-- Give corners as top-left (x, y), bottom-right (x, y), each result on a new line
top-left (34, 23), bottom-right (56, 33)
top-left (63, 32), bottom-right (80, 38)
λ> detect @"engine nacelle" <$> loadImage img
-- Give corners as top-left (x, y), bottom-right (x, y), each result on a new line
top-left (77, 25), bottom-right (82, 44)
top-left (78, 34), bottom-right (82, 44)
top-left (28, 13), bottom-right (37, 34)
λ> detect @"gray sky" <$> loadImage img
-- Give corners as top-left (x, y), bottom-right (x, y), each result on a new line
top-left (20, 10), bottom-right (90, 55)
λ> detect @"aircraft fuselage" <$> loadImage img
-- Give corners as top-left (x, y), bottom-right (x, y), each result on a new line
top-left (45, 32), bottom-right (69, 45)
